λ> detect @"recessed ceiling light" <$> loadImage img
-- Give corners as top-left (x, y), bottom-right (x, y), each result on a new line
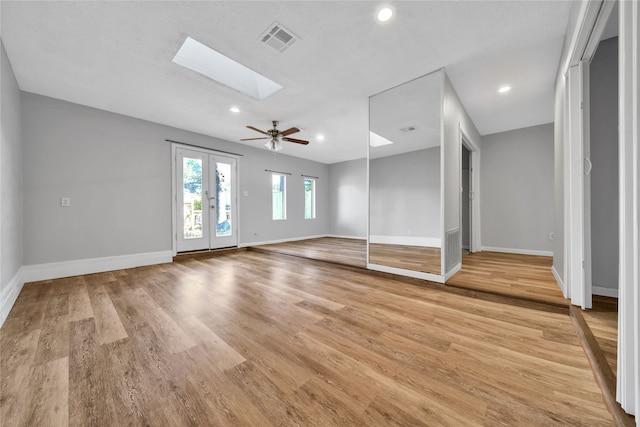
top-left (377, 6), bottom-right (394, 23)
top-left (229, 107), bottom-right (240, 113)
top-left (498, 85), bottom-right (512, 94)
top-left (173, 36), bottom-right (283, 100)
top-left (316, 134), bottom-right (325, 141)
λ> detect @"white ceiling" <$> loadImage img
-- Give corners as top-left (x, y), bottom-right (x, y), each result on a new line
top-left (1, 1), bottom-right (572, 164)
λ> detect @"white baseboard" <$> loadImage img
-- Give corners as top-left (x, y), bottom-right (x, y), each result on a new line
top-left (481, 246), bottom-right (553, 257)
top-left (551, 265), bottom-right (568, 298)
top-left (23, 250), bottom-right (173, 283)
top-left (592, 286), bottom-right (618, 298)
top-left (370, 235), bottom-right (441, 248)
top-left (444, 263), bottom-right (462, 281)
top-left (1, 267), bottom-right (25, 328)
top-left (367, 263), bottom-right (445, 284)
top-left (326, 234), bottom-right (366, 240)
top-left (239, 235), bottom-right (327, 248)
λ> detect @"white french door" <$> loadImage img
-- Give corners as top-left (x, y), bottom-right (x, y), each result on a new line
top-left (176, 147), bottom-right (238, 252)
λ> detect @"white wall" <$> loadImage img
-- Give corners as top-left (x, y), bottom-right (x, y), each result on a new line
top-left (370, 147), bottom-right (440, 243)
top-left (589, 36), bottom-right (619, 293)
top-left (1, 40), bottom-right (24, 325)
top-left (328, 158), bottom-right (366, 238)
top-left (481, 123), bottom-right (554, 254)
top-left (21, 93), bottom-right (329, 267)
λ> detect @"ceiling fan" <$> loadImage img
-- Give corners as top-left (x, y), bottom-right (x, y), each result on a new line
top-left (241, 120), bottom-right (309, 151)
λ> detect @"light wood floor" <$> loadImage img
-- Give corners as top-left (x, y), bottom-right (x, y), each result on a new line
top-left (582, 296), bottom-right (618, 377)
top-left (448, 251), bottom-right (568, 306)
top-left (369, 244), bottom-right (441, 275)
top-left (1, 250), bottom-right (615, 426)
top-left (253, 237), bottom-right (366, 268)
top-left (256, 238), bottom-right (567, 306)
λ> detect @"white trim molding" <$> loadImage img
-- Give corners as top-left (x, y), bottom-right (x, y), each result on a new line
top-left (369, 235), bottom-right (441, 248)
top-left (617, 0), bottom-right (639, 417)
top-left (326, 235), bottom-right (366, 240)
top-left (551, 265), bottom-right (567, 298)
top-left (367, 263), bottom-right (445, 284)
top-left (591, 286), bottom-right (618, 299)
top-left (1, 267), bottom-right (25, 328)
top-left (239, 235), bottom-right (327, 248)
top-left (481, 246), bottom-right (553, 257)
top-left (23, 251), bottom-right (173, 283)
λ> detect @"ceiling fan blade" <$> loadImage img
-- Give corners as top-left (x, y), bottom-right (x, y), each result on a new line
top-left (279, 127), bottom-right (300, 137)
top-left (246, 125), bottom-right (269, 135)
top-left (283, 137), bottom-right (309, 145)
top-left (241, 137), bottom-right (270, 141)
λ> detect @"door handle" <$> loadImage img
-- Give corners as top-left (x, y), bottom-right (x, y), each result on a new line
top-left (584, 157), bottom-right (593, 175)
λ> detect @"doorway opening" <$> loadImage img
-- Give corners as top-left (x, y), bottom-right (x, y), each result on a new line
top-left (461, 144), bottom-right (471, 254)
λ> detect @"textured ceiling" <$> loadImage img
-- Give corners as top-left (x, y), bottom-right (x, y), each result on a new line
top-left (1, 1), bottom-right (572, 164)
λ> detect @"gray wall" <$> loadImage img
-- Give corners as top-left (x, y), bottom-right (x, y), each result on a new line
top-left (328, 158), bottom-right (366, 238)
top-left (589, 36), bottom-right (618, 292)
top-left (21, 93), bottom-right (329, 265)
top-left (370, 147), bottom-right (440, 239)
top-left (481, 123), bottom-right (554, 253)
top-left (1, 41), bottom-right (23, 289)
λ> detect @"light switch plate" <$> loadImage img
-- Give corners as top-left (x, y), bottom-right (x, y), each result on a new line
top-left (61, 197), bottom-right (71, 207)
top-left (242, 190), bottom-right (249, 197)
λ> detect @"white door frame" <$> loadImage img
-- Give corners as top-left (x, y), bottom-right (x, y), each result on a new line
top-left (562, 0), bottom-right (639, 416)
top-left (459, 125), bottom-right (481, 254)
top-left (171, 143), bottom-right (240, 256)
top-left (565, 0), bottom-right (617, 309)
top-left (618, 0), bottom-right (639, 416)
top-left (567, 62), bottom-right (591, 309)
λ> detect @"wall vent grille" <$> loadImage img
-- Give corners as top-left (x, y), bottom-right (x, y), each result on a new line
top-left (445, 228), bottom-right (461, 273)
top-left (400, 126), bottom-right (417, 133)
top-left (260, 22), bottom-right (299, 53)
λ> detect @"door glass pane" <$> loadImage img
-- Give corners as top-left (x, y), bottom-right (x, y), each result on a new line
top-left (183, 157), bottom-right (203, 239)
top-left (215, 162), bottom-right (232, 237)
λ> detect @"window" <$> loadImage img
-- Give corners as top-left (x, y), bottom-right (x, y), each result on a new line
top-left (272, 174), bottom-right (286, 220)
top-left (304, 178), bottom-right (316, 219)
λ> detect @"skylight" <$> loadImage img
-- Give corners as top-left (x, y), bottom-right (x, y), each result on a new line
top-left (173, 37), bottom-right (283, 100)
top-left (369, 131), bottom-right (395, 147)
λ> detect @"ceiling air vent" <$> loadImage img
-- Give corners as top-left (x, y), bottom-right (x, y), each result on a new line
top-left (260, 22), bottom-right (299, 53)
top-left (400, 125), bottom-right (417, 133)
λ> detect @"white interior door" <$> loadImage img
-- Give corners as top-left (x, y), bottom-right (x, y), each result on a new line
top-left (176, 148), bottom-right (237, 252)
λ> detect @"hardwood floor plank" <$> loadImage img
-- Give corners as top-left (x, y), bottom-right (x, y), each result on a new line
top-left (0, 328), bottom-right (41, 426)
top-left (33, 314), bottom-right (69, 365)
top-left (68, 280), bottom-right (94, 322)
top-left (178, 316), bottom-right (246, 371)
top-left (68, 318), bottom-right (117, 426)
top-left (86, 283), bottom-right (128, 345)
top-left (23, 357), bottom-right (69, 427)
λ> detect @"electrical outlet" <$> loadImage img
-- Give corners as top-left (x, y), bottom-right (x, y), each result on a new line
top-left (60, 197), bottom-right (71, 207)
top-left (548, 232), bottom-right (555, 241)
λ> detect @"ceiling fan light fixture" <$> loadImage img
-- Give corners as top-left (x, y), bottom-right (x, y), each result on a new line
top-left (265, 138), bottom-right (283, 151)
